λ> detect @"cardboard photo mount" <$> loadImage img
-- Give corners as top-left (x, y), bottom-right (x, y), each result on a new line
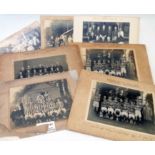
top-left (0, 71), bottom-right (77, 138)
top-left (40, 16), bottom-right (74, 49)
top-left (68, 70), bottom-right (155, 140)
top-left (75, 43), bottom-right (153, 84)
top-left (73, 16), bottom-right (139, 44)
top-left (0, 44), bottom-right (83, 82)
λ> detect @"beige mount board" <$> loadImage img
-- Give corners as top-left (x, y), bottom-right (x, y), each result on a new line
top-left (68, 70), bottom-right (155, 140)
top-left (76, 43), bottom-right (153, 84)
top-left (0, 72), bottom-right (76, 138)
top-left (0, 45), bottom-right (82, 82)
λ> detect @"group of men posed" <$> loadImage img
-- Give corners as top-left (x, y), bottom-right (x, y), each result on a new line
top-left (11, 91), bottom-right (69, 127)
top-left (92, 89), bottom-right (145, 125)
top-left (18, 29), bottom-right (41, 52)
top-left (17, 63), bottom-right (64, 79)
top-left (47, 34), bottom-right (73, 48)
top-left (1, 28), bottom-right (41, 53)
top-left (86, 51), bottom-right (131, 78)
top-left (84, 23), bottom-right (128, 43)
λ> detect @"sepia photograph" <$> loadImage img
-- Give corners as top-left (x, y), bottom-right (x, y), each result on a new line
top-left (78, 43), bottom-right (153, 84)
top-left (41, 16), bottom-right (73, 48)
top-left (10, 79), bottom-right (72, 128)
top-left (85, 49), bottom-right (137, 80)
top-left (0, 72), bottom-right (76, 136)
top-left (14, 55), bottom-right (68, 79)
top-left (0, 21), bottom-right (41, 53)
top-left (68, 70), bottom-right (155, 140)
top-left (88, 82), bottom-right (154, 134)
top-left (83, 22), bottom-right (130, 43)
top-left (73, 16), bottom-right (139, 44)
top-left (0, 45), bottom-right (83, 82)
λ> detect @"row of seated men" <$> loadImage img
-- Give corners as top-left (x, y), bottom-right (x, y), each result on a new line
top-left (85, 24), bottom-right (127, 43)
top-left (93, 94), bottom-right (144, 124)
top-left (10, 98), bottom-right (68, 127)
top-left (17, 64), bottom-right (64, 79)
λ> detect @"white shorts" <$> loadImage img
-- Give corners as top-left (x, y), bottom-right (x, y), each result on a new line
top-left (121, 67), bottom-right (127, 74)
top-left (135, 110), bottom-right (142, 118)
top-left (101, 107), bottom-right (107, 112)
top-left (86, 67), bottom-right (91, 71)
top-left (129, 113), bottom-right (135, 119)
top-left (108, 107), bottom-right (114, 113)
top-left (121, 111), bottom-right (128, 117)
top-left (99, 70), bottom-right (103, 73)
top-left (93, 70), bottom-right (98, 73)
top-left (61, 108), bottom-right (67, 113)
top-left (116, 71), bottom-right (121, 76)
top-left (93, 101), bottom-right (99, 108)
top-left (110, 70), bottom-right (116, 75)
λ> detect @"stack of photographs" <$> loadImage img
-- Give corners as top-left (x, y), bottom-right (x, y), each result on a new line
top-left (0, 43), bottom-right (82, 137)
top-left (67, 43), bottom-right (154, 140)
top-left (0, 15), bottom-right (154, 140)
top-left (0, 15), bottom-right (140, 54)
top-left (40, 15), bottom-right (139, 48)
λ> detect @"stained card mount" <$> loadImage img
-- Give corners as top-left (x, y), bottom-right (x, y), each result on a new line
top-left (0, 45), bottom-right (82, 82)
top-left (0, 72), bottom-right (77, 137)
top-left (76, 43), bottom-right (153, 84)
top-left (74, 16), bottom-right (139, 44)
top-left (68, 70), bottom-right (155, 140)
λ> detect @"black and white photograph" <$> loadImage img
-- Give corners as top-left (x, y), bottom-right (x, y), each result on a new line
top-left (10, 79), bottom-right (72, 128)
top-left (14, 55), bottom-right (68, 79)
top-left (0, 21), bottom-right (41, 53)
top-left (43, 19), bottom-right (73, 48)
top-left (88, 82), bottom-right (155, 134)
top-left (85, 49), bottom-right (137, 80)
top-left (83, 22), bottom-right (130, 43)
top-left (73, 16), bottom-right (139, 44)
